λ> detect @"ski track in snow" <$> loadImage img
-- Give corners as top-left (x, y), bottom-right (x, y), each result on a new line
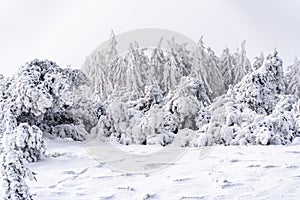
top-left (28, 139), bottom-right (300, 200)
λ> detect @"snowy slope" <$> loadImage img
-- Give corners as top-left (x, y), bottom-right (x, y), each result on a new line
top-left (28, 139), bottom-right (300, 200)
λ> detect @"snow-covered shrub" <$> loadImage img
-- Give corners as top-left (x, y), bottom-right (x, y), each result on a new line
top-left (293, 137), bottom-right (300, 144)
top-left (92, 96), bottom-right (132, 142)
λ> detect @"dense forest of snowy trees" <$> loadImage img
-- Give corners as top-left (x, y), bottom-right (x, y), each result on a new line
top-left (1, 32), bottom-right (300, 198)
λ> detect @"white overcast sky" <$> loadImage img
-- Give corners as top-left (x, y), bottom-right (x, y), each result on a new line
top-left (0, 0), bottom-right (300, 76)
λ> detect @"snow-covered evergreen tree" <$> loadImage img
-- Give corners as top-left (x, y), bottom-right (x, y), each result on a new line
top-left (166, 37), bottom-right (192, 76)
top-left (234, 49), bottom-right (285, 114)
top-left (233, 40), bottom-right (252, 85)
top-left (82, 31), bottom-right (117, 98)
top-left (166, 77), bottom-right (210, 130)
top-left (125, 42), bottom-right (150, 92)
top-left (0, 59), bottom-right (92, 141)
top-left (104, 30), bottom-right (118, 64)
top-left (149, 37), bottom-right (192, 95)
top-left (0, 112), bottom-right (34, 200)
top-left (191, 37), bottom-right (224, 100)
top-left (15, 123), bottom-right (45, 162)
top-left (219, 47), bottom-right (235, 91)
top-left (285, 56), bottom-right (300, 98)
top-left (0, 75), bottom-right (13, 137)
top-left (253, 52), bottom-right (264, 70)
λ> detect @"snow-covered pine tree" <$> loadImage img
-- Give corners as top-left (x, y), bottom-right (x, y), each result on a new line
top-left (149, 37), bottom-right (192, 95)
top-left (219, 47), bottom-right (235, 91)
top-left (104, 30), bottom-right (118, 65)
top-left (149, 38), bottom-right (167, 91)
top-left (102, 41), bottom-right (151, 98)
top-left (233, 40), bottom-right (252, 85)
top-left (253, 52), bottom-right (264, 70)
top-left (191, 37), bottom-right (225, 100)
top-left (166, 37), bottom-right (192, 76)
top-left (285, 56), bottom-right (300, 98)
top-left (82, 31), bottom-right (117, 98)
top-left (125, 42), bottom-right (150, 92)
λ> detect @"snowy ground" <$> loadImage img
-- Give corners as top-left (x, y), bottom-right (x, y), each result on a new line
top-left (28, 139), bottom-right (300, 200)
